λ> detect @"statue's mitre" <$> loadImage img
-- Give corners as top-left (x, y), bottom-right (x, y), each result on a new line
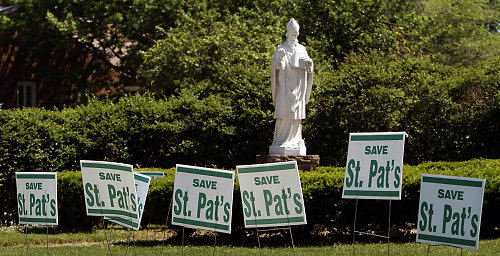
top-left (287, 18), bottom-right (300, 34)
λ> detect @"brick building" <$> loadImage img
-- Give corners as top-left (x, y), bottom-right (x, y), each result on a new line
top-left (0, 3), bottom-right (137, 109)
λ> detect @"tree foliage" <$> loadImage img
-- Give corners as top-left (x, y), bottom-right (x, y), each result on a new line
top-left (141, 5), bottom-right (284, 95)
top-left (414, 0), bottom-right (500, 65)
top-left (2, 0), bottom-right (498, 88)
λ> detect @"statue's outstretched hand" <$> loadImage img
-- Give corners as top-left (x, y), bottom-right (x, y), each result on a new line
top-left (276, 48), bottom-right (287, 70)
top-left (278, 48), bottom-right (286, 59)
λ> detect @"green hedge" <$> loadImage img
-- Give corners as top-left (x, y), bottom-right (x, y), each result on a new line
top-left (22, 159), bottom-right (500, 236)
top-left (57, 172), bottom-right (99, 231)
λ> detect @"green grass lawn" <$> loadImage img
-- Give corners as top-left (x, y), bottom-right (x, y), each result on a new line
top-left (2, 241), bottom-right (500, 256)
top-left (1, 226), bottom-right (499, 255)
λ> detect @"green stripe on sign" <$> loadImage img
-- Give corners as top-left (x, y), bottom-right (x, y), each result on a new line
top-left (418, 234), bottom-right (476, 247)
top-left (108, 216), bottom-right (139, 229)
top-left (177, 166), bottom-right (233, 179)
top-left (16, 174), bottom-right (56, 179)
top-left (87, 209), bottom-right (137, 219)
top-left (139, 172), bottom-right (164, 176)
top-left (81, 162), bottom-right (132, 172)
top-left (422, 176), bottom-right (483, 187)
top-left (245, 216), bottom-right (304, 225)
top-left (173, 217), bottom-right (229, 231)
top-left (134, 174), bottom-right (150, 183)
top-left (343, 190), bottom-right (400, 197)
top-left (350, 134), bottom-right (404, 141)
top-left (19, 217), bottom-right (57, 223)
top-left (238, 163), bottom-right (296, 173)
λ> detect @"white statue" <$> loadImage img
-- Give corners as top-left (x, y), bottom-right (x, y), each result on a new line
top-left (269, 18), bottom-right (313, 156)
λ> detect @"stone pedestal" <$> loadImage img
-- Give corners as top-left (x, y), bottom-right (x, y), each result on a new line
top-left (256, 155), bottom-right (320, 171)
top-left (269, 145), bottom-right (306, 156)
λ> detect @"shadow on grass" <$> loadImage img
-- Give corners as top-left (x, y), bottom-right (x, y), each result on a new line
top-left (13, 224), bottom-right (500, 248)
top-left (108, 226), bottom-right (422, 248)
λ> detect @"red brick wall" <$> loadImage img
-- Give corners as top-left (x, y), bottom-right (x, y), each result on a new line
top-left (0, 29), bottom-right (129, 109)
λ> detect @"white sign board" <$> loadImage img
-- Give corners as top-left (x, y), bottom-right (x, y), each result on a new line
top-left (106, 172), bottom-right (151, 230)
top-left (237, 161), bottom-right (306, 228)
top-left (171, 164), bottom-right (235, 234)
top-left (137, 171), bottom-right (164, 179)
top-left (16, 172), bottom-right (58, 225)
top-left (80, 160), bottom-right (139, 223)
top-left (342, 132), bottom-right (406, 200)
top-left (417, 174), bottom-right (485, 250)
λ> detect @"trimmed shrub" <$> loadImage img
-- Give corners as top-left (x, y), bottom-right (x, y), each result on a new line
top-left (57, 172), bottom-right (98, 231)
top-left (139, 168), bottom-right (175, 226)
top-left (0, 94), bottom-right (271, 225)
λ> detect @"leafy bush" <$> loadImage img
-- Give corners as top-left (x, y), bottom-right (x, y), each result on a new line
top-left (139, 168), bottom-right (175, 226)
top-left (11, 159), bottom-right (497, 235)
top-left (57, 172), bottom-right (98, 231)
top-left (306, 54), bottom-right (499, 166)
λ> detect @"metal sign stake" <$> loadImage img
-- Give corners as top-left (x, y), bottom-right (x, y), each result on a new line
top-left (125, 228), bottom-right (131, 256)
top-left (212, 232), bottom-right (217, 256)
top-left (109, 222), bottom-right (113, 242)
top-left (181, 227), bottom-right (185, 256)
top-left (132, 229), bottom-right (137, 256)
top-left (256, 228), bottom-right (262, 256)
top-left (25, 225), bottom-right (29, 256)
top-left (46, 224), bottom-right (49, 256)
top-left (161, 195), bottom-right (174, 256)
top-left (387, 200), bottom-right (392, 256)
top-left (102, 218), bottom-right (112, 256)
top-left (353, 198), bottom-right (358, 256)
top-left (352, 199), bottom-right (392, 256)
top-left (288, 225), bottom-right (296, 256)
top-left (44, 189), bottom-right (49, 256)
top-left (255, 227), bottom-right (296, 256)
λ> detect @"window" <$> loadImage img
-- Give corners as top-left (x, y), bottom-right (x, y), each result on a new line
top-left (17, 82), bottom-right (36, 108)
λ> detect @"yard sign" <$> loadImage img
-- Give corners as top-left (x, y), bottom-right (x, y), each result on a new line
top-left (106, 172), bottom-right (151, 230)
top-left (417, 174), bottom-right (485, 250)
top-left (16, 172), bottom-right (58, 225)
top-left (171, 164), bottom-right (235, 234)
top-left (237, 161), bottom-right (306, 228)
top-left (342, 132), bottom-right (406, 200)
top-left (80, 160), bottom-right (139, 223)
top-left (137, 171), bottom-right (164, 179)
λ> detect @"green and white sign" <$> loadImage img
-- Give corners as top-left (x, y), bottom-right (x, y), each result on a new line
top-left (171, 164), bottom-right (235, 234)
top-left (417, 174), bottom-right (485, 250)
top-left (342, 132), bottom-right (406, 200)
top-left (237, 161), bottom-right (306, 228)
top-left (16, 172), bottom-right (58, 225)
top-left (137, 171), bottom-right (164, 179)
top-left (80, 160), bottom-right (139, 223)
top-left (106, 172), bottom-right (151, 230)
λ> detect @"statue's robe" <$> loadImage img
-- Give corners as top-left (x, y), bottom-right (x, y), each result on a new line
top-left (270, 42), bottom-right (313, 147)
